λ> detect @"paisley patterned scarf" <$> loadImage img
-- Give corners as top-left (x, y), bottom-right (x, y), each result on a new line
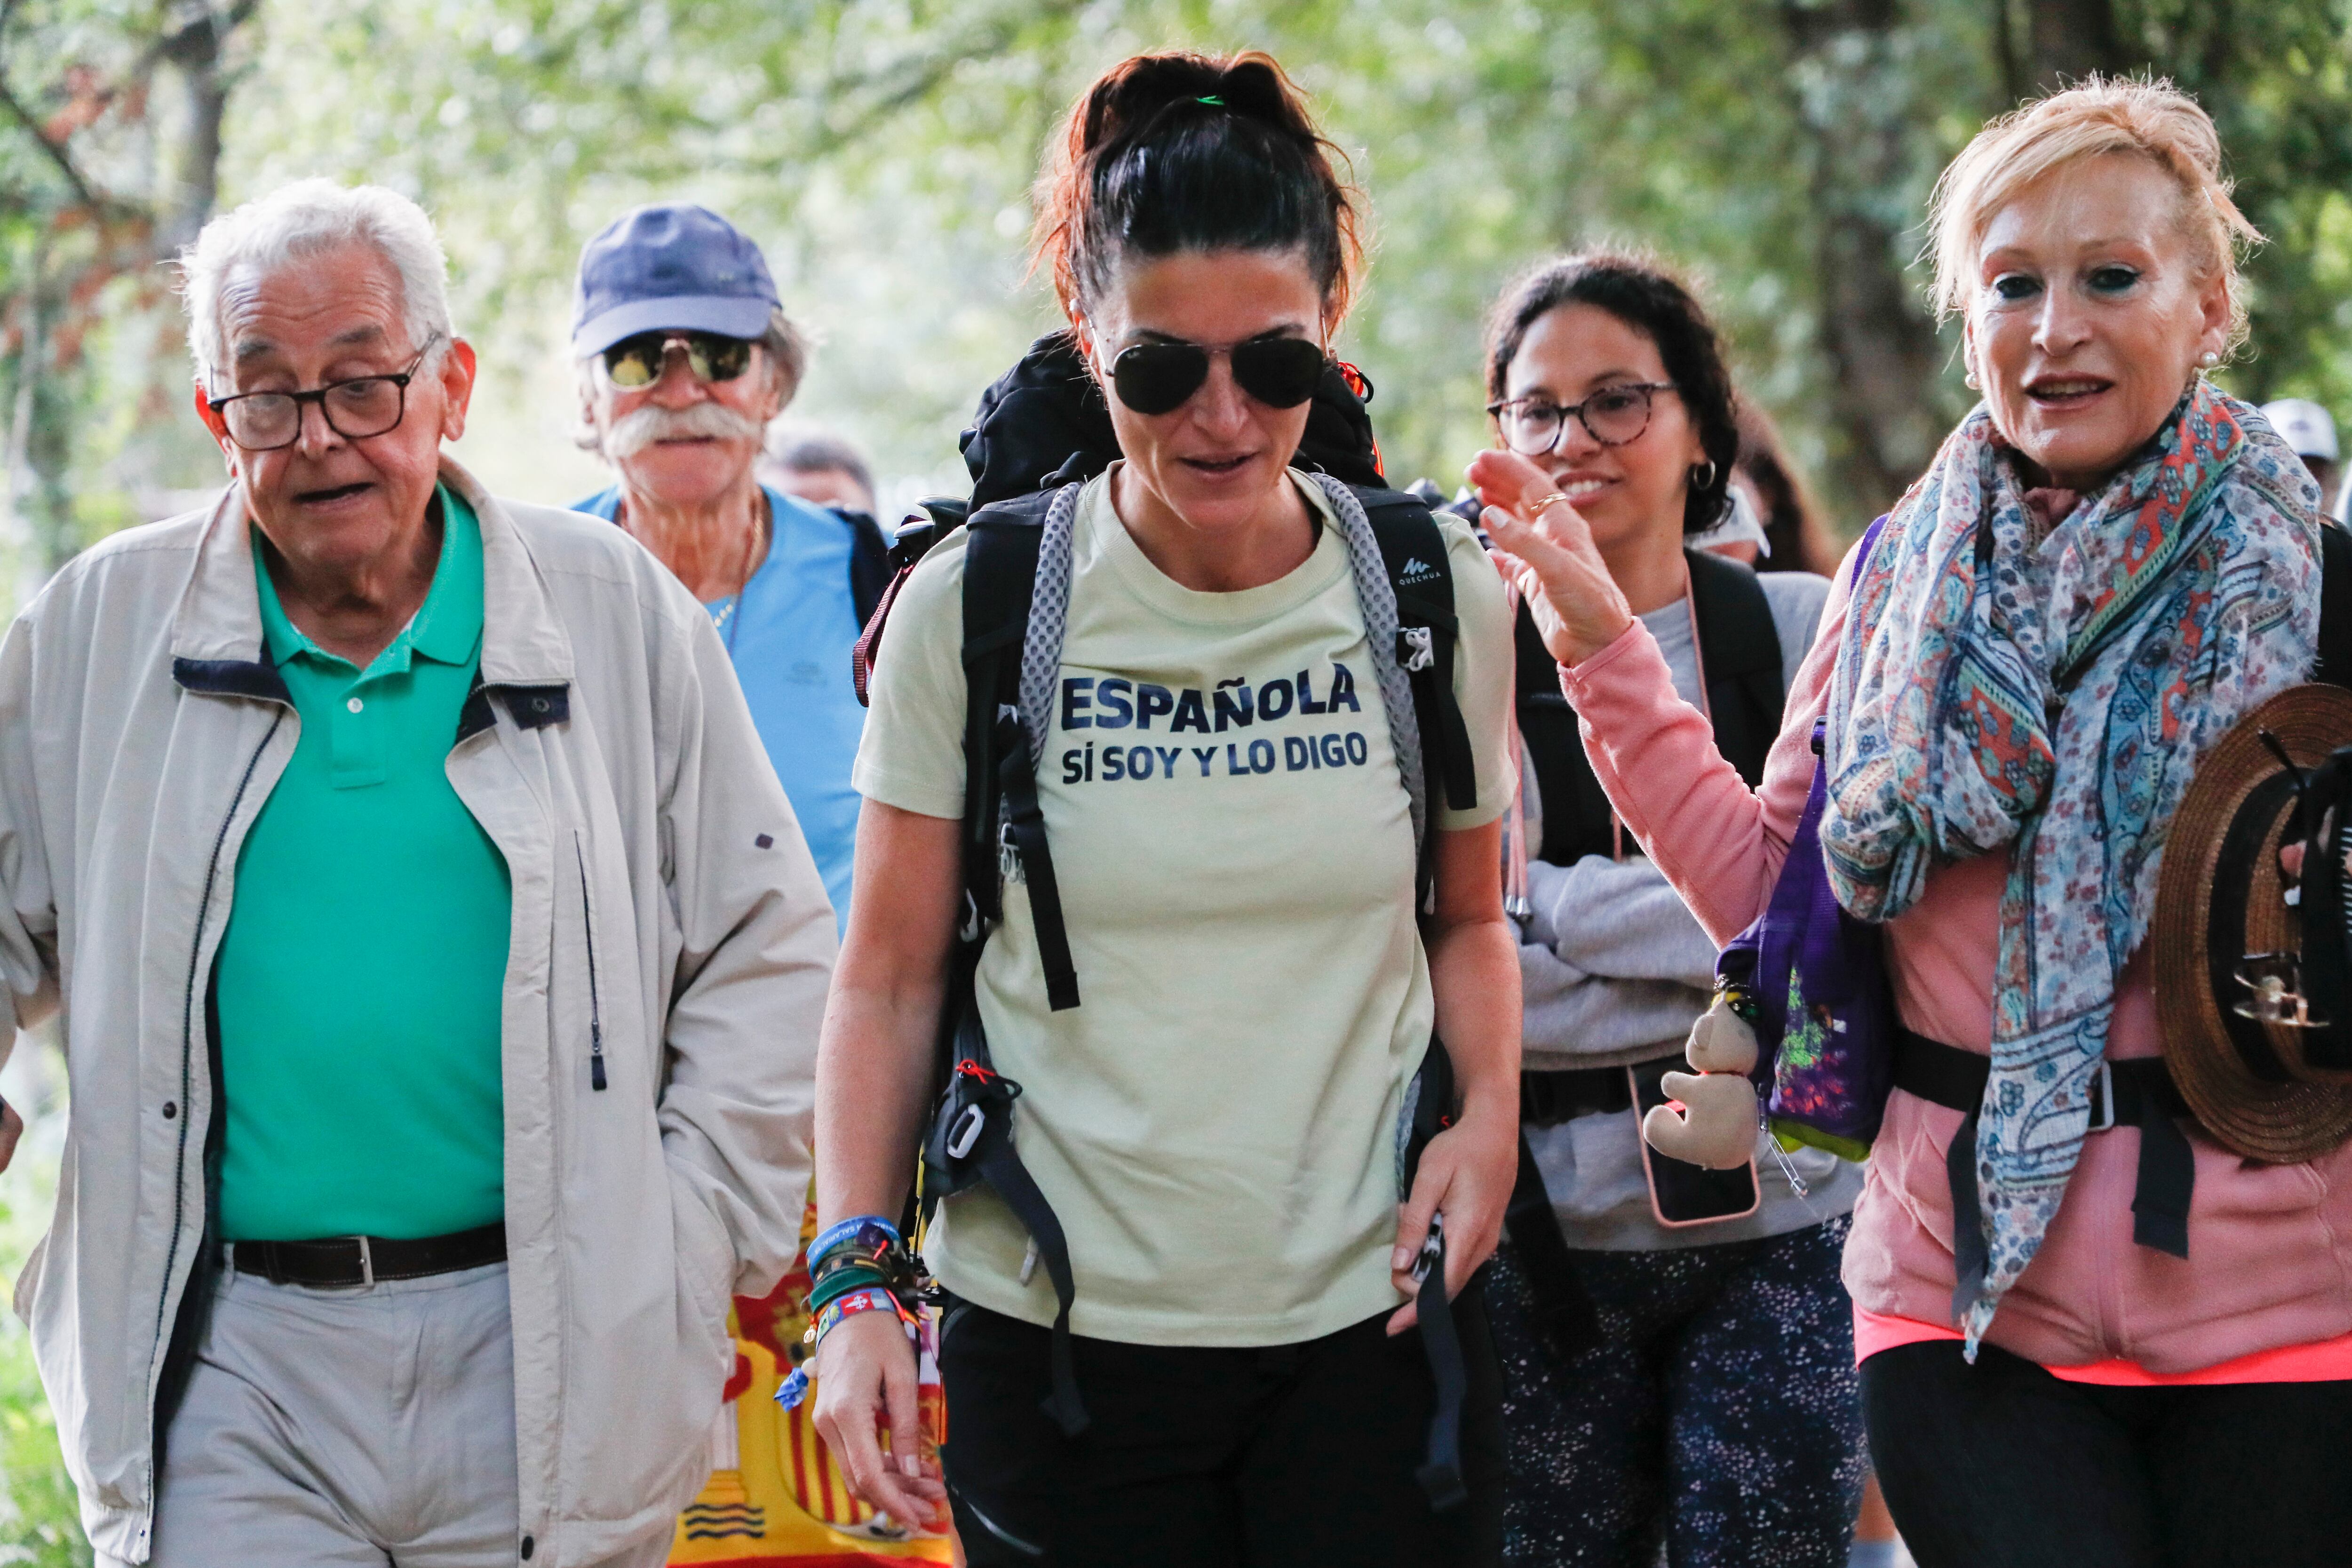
top-left (1821, 380), bottom-right (2320, 1352)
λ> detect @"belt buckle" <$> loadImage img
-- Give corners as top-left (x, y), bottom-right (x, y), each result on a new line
top-left (2086, 1059), bottom-right (2117, 1134)
top-left (356, 1234), bottom-right (375, 1290)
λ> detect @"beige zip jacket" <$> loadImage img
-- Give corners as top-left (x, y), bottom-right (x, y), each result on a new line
top-left (0, 459), bottom-right (834, 1565)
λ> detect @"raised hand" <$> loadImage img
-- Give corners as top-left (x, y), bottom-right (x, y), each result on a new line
top-left (1467, 447), bottom-right (1635, 668)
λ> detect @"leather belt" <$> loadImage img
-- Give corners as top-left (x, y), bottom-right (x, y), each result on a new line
top-left (230, 1221), bottom-right (507, 1289)
top-left (1893, 1028), bottom-right (2193, 1319)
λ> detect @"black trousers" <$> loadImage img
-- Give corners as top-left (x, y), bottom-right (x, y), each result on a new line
top-left (937, 1286), bottom-right (1505, 1567)
top-left (1863, 1338), bottom-right (2352, 1568)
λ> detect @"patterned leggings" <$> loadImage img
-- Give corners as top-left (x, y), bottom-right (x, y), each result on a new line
top-left (1487, 1216), bottom-right (1865, 1568)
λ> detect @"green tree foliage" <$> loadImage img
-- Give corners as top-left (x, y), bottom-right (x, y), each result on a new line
top-left (0, 0), bottom-right (261, 604)
top-left (0, 1037), bottom-right (83, 1568)
top-left (14, 0), bottom-right (2352, 556)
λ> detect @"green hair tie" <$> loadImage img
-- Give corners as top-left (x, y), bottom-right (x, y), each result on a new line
top-left (1196, 94), bottom-right (1224, 106)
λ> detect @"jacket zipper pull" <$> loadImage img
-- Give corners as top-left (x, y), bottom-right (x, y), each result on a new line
top-left (590, 1021), bottom-right (607, 1092)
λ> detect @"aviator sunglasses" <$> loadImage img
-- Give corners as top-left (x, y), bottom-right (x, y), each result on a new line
top-left (1108, 335), bottom-right (1329, 416)
top-left (600, 329), bottom-right (756, 390)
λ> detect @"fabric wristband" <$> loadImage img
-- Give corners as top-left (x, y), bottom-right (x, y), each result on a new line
top-left (807, 1215), bottom-right (902, 1271)
top-left (805, 1264), bottom-right (893, 1314)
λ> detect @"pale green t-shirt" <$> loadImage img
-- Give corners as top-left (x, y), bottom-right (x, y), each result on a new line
top-left (853, 468), bottom-right (1513, 1346)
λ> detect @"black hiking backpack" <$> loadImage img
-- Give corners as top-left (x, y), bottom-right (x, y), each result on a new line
top-left (850, 331), bottom-right (1485, 1507)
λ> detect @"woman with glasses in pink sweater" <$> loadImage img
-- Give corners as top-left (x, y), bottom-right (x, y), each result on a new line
top-left (1478, 80), bottom-right (2352, 1568)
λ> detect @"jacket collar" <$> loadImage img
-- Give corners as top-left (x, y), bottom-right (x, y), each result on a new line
top-left (170, 455), bottom-right (576, 689)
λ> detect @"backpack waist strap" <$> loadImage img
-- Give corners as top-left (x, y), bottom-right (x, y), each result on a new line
top-left (1893, 1028), bottom-right (2194, 1314)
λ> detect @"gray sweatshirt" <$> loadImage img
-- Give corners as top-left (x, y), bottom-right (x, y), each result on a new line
top-left (1518, 571), bottom-right (1866, 1250)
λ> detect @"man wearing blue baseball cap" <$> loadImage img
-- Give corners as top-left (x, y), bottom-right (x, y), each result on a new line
top-left (567, 207), bottom-right (943, 1568)
top-left (570, 204), bottom-right (888, 933)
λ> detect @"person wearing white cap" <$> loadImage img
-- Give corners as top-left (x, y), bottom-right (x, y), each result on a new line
top-left (2261, 396), bottom-right (2341, 517)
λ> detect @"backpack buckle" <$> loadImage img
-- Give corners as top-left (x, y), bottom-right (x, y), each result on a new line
top-left (2084, 1059), bottom-right (2117, 1134)
top-left (1397, 626), bottom-right (1435, 673)
top-left (946, 1103), bottom-right (988, 1161)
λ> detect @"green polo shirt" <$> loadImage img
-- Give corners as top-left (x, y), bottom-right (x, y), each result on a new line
top-left (215, 487), bottom-right (511, 1242)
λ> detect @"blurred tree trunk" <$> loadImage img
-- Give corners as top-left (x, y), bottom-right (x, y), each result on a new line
top-left (2026, 0), bottom-right (2127, 89)
top-left (1778, 0), bottom-right (1954, 517)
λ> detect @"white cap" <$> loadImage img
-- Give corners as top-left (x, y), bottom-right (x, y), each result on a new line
top-left (2262, 398), bottom-right (2339, 462)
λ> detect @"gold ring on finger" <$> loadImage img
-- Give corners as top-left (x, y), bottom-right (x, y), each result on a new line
top-left (1528, 492), bottom-right (1576, 517)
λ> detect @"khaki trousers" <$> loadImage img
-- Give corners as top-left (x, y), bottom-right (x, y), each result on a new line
top-left (106, 1261), bottom-right (669, 1568)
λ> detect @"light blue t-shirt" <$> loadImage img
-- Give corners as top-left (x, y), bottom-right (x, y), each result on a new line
top-left (573, 484), bottom-right (866, 929)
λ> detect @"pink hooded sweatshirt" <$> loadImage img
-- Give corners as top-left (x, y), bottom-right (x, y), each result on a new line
top-left (1562, 554), bottom-right (2352, 1378)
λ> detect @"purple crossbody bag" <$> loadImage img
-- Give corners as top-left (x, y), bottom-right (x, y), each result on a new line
top-left (1714, 516), bottom-right (1893, 1162)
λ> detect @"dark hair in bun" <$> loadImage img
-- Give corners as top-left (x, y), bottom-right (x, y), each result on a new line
top-left (1484, 251), bottom-right (1741, 536)
top-left (1033, 50), bottom-right (1366, 324)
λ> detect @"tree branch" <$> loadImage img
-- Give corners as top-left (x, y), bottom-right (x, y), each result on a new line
top-left (0, 0), bottom-right (101, 210)
top-left (0, 76), bottom-right (98, 209)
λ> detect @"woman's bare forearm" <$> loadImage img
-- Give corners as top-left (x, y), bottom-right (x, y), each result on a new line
top-left (1428, 912), bottom-right (1523, 1119)
top-left (1427, 820), bottom-right (1523, 1118)
top-left (814, 802), bottom-right (961, 1229)
top-left (815, 976), bottom-right (945, 1227)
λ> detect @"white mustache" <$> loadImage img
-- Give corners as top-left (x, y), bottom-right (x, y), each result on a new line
top-left (604, 401), bottom-right (763, 460)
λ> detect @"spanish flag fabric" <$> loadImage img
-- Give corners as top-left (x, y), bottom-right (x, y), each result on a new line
top-left (668, 1192), bottom-right (954, 1568)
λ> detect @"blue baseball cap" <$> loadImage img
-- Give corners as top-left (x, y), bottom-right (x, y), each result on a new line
top-left (571, 204), bottom-right (779, 359)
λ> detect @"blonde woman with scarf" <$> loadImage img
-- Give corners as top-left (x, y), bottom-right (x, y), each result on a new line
top-left (1476, 80), bottom-right (2352, 1568)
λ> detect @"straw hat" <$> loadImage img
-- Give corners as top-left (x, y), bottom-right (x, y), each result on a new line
top-left (2154, 684), bottom-right (2352, 1162)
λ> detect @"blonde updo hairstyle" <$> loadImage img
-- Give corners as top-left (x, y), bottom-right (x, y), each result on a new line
top-left (1928, 77), bottom-right (2263, 357)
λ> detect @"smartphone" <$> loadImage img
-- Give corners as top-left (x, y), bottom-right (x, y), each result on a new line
top-left (1629, 1059), bottom-right (1760, 1227)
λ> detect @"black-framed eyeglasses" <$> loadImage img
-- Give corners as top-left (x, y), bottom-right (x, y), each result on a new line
top-left (1486, 381), bottom-right (1678, 456)
top-left (599, 330), bottom-right (756, 390)
top-left (1109, 336), bottom-right (1328, 416)
top-left (207, 335), bottom-right (443, 452)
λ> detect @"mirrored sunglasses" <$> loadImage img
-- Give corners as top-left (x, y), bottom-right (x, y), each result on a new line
top-left (601, 330), bottom-right (756, 390)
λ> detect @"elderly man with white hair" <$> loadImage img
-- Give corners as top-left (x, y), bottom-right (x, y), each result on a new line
top-left (0, 178), bottom-right (834, 1568)
top-left (568, 206), bottom-right (888, 928)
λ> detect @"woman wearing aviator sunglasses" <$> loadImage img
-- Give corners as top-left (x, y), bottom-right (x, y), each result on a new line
top-left (810, 49), bottom-right (1520, 1568)
top-left (1476, 254), bottom-right (1866, 1568)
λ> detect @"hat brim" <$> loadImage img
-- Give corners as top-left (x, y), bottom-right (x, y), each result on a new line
top-left (2154, 683), bottom-right (2352, 1162)
top-left (572, 295), bottom-right (774, 359)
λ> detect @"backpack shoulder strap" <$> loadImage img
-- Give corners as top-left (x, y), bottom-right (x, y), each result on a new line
top-left (2316, 519), bottom-right (2352, 690)
top-left (958, 492), bottom-right (1050, 917)
top-left (922, 488), bottom-right (1090, 1435)
top-left (1683, 549), bottom-right (1785, 788)
top-left (1354, 486), bottom-right (1478, 819)
top-left (959, 491), bottom-right (1080, 1011)
top-left (850, 499), bottom-right (969, 709)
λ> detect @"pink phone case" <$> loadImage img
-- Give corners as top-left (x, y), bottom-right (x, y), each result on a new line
top-left (1633, 1067), bottom-right (1761, 1228)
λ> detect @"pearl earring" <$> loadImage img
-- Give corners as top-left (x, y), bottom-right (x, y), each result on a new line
top-left (1964, 368), bottom-right (1981, 390)
top-left (2199, 350), bottom-right (2220, 367)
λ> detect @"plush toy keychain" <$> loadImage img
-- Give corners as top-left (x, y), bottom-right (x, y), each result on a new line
top-left (1641, 984), bottom-right (1763, 1170)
